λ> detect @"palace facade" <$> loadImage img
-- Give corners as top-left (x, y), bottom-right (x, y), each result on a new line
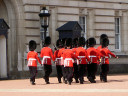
top-left (0, 0), bottom-right (128, 79)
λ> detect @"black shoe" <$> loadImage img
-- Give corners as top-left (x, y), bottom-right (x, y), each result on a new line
top-left (80, 82), bottom-right (83, 84)
top-left (31, 82), bottom-right (36, 85)
top-left (68, 81), bottom-right (71, 85)
top-left (76, 80), bottom-right (79, 83)
top-left (46, 82), bottom-right (50, 84)
top-left (103, 78), bottom-right (107, 82)
top-left (89, 78), bottom-right (96, 83)
top-left (63, 78), bottom-right (65, 83)
top-left (59, 81), bottom-right (62, 83)
top-left (65, 80), bottom-right (67, 84)
top-left (100, 77), bottom-right (103, 81)
top-left (92, 80), bottom-right (96, 83)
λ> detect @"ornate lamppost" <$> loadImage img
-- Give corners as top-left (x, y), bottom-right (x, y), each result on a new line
top-left (39, 5), bottom-right (50, 43)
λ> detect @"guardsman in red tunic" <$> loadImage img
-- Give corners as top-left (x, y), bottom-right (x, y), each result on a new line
top-left (100, 38), bottom-right (118, 82)
top-left (87, 37), bottom-right (100, 83)
top-left (76, 37), bottom-right (90, 84)
top-left (63, 38), bottom-right (78, 85)
top-left (97, 34), bottom-right (108, 52)
top-left (72, 38), bottom-right (79, 83)
top-left (97, 34), bottom-right (108, 64)
top-left (58, 38), bottom-right (66, 83)
top-left (54, 39), bottom-right (63, 83)
top-left (27, 40), bottom-right (41, 85)
top-left (97, 34), bottom-right (108, 79)
top-left (40, 37), bottom-right (54, 84)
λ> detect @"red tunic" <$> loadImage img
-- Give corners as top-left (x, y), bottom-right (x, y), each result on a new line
top-left (58, 48), bottom-right (65, 65)
top-left (97, 45), bottom-right (108, 56)
top-left (63, 49), bottom-right (77, 67)
top-left (54, 50), bottom-right (61, 65)
top-left (27, 51), bottom-right (41, 67)
top-left (72, 48), bottom-right (77, 63)
top-left (72, 48), bottom-right (77, 54)
top-left (76, 47), bottom-right (90, 64)
top-left (40, 47), bottom-right (54, 65)
top-left (87, 47), bottom-right (100, 64)
top-left (100, 47), bottom-right (116, 64)
top-left (97, 45), bottom-right (102, 52)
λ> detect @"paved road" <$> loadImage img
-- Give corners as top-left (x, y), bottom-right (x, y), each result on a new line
top-left (0, 74), bottom-right (128, 96)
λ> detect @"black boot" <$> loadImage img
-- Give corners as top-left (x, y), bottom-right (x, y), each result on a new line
top-left (103, 76), bottom-right (107, 82)
top-left (100, 75), bottom-right (103, 81)
top-left (89, 77), bottom-right (96, 83)
top-left (68, 81), bottom-right (71, 85)
top-left (64, 78), bottom-right (67, 84)
top-left (58, 78), bottom-right (62, 83)
top-left (76, 79), bottom-right (79, 83)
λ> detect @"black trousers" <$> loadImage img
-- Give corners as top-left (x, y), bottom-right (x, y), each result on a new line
top-left (65, 67), bottom-right (73, 83)
top-left (73, 63), bottom-right (79, 81)
top-left (78, 64), bottom-right (87, 82)
top-left (44, 64), bottom-right (52, 82)
top-left (100, 64), bottom-right (109, 79)
top-left (56, 65), bottom-right (63, 82)
top-left (61, 65), bottom-right (66, 80)
top-left (87, 63), bottom-right (97, 80)
top-left (29, 66), bottom-right (37, 83)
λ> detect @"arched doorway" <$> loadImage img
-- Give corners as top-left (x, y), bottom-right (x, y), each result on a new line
top-left (0, 35), bottom-right (7, 78)
top-left (0, 0), bottom-right (8, 78)
top-left (0, 0), bottom-right (18, 78)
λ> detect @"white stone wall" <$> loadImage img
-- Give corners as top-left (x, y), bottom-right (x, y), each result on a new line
top-left (22, 0), bottom-right (128, 53)
top-left (5, 0), bottom-right (128, 73)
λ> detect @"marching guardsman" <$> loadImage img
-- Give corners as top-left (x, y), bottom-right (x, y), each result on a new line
top-left (76, 37), bottom-right (90, 84)
top-left (40, 36), bottom-right (54, 84)
top-left (27, 40), bottom-right (41, 85)
top-left (58, 38), bottom-right (67, 83)
top-left (100, 38), bottom-right (118, 82)
top-left (63, 38), bottom-right (78, 85)
top-left (54, 39), bottom-right (63, 83)
top-left (72, 38), bottom-right (79, 83)
top-left (97, 34), bottom-right (108, 52)
top-left (97, 34), bottom-right (108, 78)
top-left (86, 37), bottom-right (100, 83)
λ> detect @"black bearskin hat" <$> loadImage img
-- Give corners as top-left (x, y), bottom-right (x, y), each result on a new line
top-left (66, 38), bottom-right (72, 47)
top-left (100, 34), bottom-right (108, 44)
top-left (29, 40), bottom-right (37, 51)
top-left (62, 38), bottom-right (67, 47)
top-left (102, 37), bottom-right (109, 48)
top-left (78, 37), bottom-right (86, 47)
top-left (44, 36), bottom-right (51, 46)
top-left (56, 39), bottom-right (62, 48)
top-left (88, 37), bottom-right (96, 47)
top-left (73, 38), bottom-right (78, 48)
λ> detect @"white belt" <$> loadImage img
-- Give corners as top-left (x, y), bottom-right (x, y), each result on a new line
top-left (64, 58), bottom-right (74, 67)
top-left (42, 56), bottom-right (51, 64)
top-left (55, 58), bottom-right (61, 65)
top-left (65, 58), bottom-right (73, 61)
top-left (89, 55), bottom-right (97, 58)
top-left (104, 56), bottom-right (109, 58)
top-left (29, 58), bottom-right (36, 60)
top-left (101, 56), bottom-right (109, 64)
top-left (43, 56), bottom-right (50, 58)
top-left (56, 58), bottom-right (61, 61)
top-left (78, 56), bottom-right (85, 58)
top-left (89, 55), bottom-right (97, 63)
top-left (27, 58), bottom-right (36, 66)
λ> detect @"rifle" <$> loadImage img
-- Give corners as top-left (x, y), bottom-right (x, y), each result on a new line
top-left (53, 44), bottom-right (57, 50)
